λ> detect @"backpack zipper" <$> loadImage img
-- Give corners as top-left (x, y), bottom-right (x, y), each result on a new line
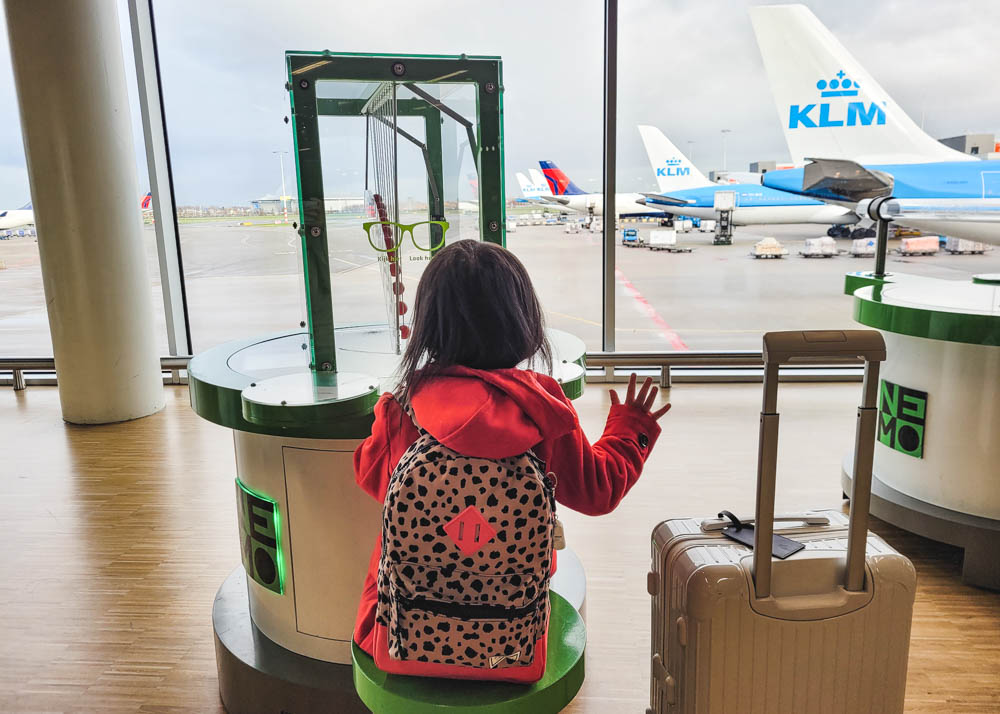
top-left (396, 592), bottom-right (543, 621)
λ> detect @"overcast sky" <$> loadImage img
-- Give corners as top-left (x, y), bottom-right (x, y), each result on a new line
top-left (0, 0), bottom-right (997, 206)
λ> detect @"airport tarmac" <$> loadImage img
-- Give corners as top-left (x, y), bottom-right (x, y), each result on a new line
top-left (1, 216), bottom-right (998, 356)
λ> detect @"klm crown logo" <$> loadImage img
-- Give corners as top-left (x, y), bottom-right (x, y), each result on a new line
top-left (788, 69), bottom-right (885, 130)
top-left (817, 70), bottom-right (859, 97)
top-left (658, 157), bottom-right (689, 178)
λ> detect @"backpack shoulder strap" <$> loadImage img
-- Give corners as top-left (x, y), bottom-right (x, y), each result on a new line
top-left (396, 396), bottom-right (428, 436)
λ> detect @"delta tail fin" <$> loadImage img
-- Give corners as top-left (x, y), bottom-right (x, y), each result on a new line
top-left (539, 161), bottom-right (587, 196)
top-left (637, 125), bottom-right (712, 193)
top-left (749, 4), bottom-right (973, 165)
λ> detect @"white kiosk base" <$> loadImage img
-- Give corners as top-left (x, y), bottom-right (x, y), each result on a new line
top-left (846, 275), bottom-right (1000, 590)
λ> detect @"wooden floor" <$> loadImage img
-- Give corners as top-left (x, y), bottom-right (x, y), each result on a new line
top-left (1, 384), bottom-right (997, 713)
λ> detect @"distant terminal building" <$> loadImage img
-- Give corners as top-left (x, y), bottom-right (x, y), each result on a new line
top-left (322, 197), bottom-right (365, 213)
top-left (938, 133), bottom-right (998, 157)
top-left (251, 196), bottom-right (364, 215)
top-left (251, 197), bottom-right (292, 215)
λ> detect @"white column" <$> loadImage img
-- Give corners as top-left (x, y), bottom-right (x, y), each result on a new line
top-left (6, 0), bottom-right (164, 423)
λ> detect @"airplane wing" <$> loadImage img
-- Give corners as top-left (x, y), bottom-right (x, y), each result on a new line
top-left (638, 192), bottom-right (695, 207)
top-left (516, 196), bottom-right (572, 212)
top-left (802, 158), bottom-right (894, 202)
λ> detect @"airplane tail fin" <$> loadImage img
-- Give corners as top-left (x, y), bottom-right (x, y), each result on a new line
top-left (516, 172), bottom-right (536, 198)
top-left (517, 171), bottom-right (551, 199)
top-left (749, 4), bottom-right (972, 165)
top-left (528, 169), bottom-right (549, 194)
top-left (637, 125), bottom-right (711, 193)
top-left (539, 161), bottom-right (587, 196)
top-left (141, 192), bottom-right (152, 210)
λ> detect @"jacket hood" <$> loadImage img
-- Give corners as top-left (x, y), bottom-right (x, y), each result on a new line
top-left (409, 366), bottom-right (578, 458)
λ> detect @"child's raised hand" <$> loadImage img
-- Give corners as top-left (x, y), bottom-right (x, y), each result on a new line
top-left (609, 373), bottom-right (671, 420)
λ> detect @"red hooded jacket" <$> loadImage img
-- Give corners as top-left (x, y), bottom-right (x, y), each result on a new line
top-left (352, 365), bottom-right (661, 654)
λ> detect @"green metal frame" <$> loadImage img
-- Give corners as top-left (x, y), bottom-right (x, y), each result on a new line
top-left (286, 52), bottom-right (505, 375)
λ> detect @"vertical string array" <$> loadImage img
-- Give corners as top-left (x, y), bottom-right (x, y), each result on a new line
top-left (365, 82), bottom-right (405, 354)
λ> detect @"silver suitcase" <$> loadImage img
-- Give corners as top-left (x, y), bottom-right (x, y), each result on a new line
top-left (648, 331), bottom-right (917, 714)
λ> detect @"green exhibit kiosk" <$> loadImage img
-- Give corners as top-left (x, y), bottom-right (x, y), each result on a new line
top-left (842, 271), bottom-right (1000, 590)
top-left (188, 53), bottom-right (587, 713)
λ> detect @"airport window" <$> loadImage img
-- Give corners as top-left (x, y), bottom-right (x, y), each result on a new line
top-left (4, 1), bottom-right (999, 363)
top-left (0, 6), bottom-right (170, 358)
top-left (0, 10), bottom-right (47, 356)
top-left (151, 0), bottom-right (604, 353)
top-left (610, 3), bottom-right (1000, 352)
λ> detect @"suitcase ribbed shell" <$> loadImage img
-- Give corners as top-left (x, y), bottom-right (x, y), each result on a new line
top-left (649, 513), bottom-right (916, 714)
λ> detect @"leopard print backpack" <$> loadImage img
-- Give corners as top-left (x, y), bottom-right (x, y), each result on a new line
top-left (372, 403), bottom-right (558, 682)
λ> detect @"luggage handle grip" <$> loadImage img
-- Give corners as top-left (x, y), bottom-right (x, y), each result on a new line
top-left (763, 330), bottom-right (886, 366)
top-left (753, 330), bottom-right (885, 600)
top-left (700, 512), bottom-right (830, 532)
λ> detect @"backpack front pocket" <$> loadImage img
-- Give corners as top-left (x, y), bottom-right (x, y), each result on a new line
top-left (385, 581), bottom-right (548, 669)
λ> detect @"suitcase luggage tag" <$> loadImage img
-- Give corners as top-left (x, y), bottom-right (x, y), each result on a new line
top-left (716, 510), bottom-right (805, 559)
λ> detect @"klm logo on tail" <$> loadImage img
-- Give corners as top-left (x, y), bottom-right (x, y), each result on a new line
top-left (788, 71), bottom-right (885, 129)
top-left (657, 158), bottom-right (690, 178)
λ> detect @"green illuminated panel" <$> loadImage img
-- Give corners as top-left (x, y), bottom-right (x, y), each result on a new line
top-left (878, 379), bottom-right (927, 459)
top-left (236, 479), bottom-right (285, 594)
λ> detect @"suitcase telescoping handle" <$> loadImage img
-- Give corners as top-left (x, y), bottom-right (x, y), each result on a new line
top-left (753, 330), bottom-right (885, 599)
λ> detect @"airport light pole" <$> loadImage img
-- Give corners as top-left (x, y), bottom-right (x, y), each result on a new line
top-left (687, 140), bottom-right (695, 164)
top-left (274, 150), bottom-right (289, 223)
top-left (721, 129), bottom-right (731, 172)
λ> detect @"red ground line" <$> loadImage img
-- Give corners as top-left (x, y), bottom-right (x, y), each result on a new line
top-left (615, 267), bottom-right (689, 351)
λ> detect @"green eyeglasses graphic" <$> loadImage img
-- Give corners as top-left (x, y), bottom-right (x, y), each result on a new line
top-left (363, 220), bottom-right (450, 254)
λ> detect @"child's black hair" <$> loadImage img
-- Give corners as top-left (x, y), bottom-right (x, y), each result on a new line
top-left (395, 239), bottom-right (552, 403)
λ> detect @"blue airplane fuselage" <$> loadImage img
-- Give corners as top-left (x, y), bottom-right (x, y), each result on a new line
top-left (648, 183), bottom-right (825, 208)
top-left (762, 160), bottom-right (1000, 202)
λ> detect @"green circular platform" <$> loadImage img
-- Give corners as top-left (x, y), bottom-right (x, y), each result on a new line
top-left (189, 327), bottom-right (586, 440)
top-left (972, 273), bottom-right (1000, 285)
top-left (352, 592), bottom-right (586, 714)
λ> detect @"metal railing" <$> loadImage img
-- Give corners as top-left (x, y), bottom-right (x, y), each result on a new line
top-left (1, 356), bottom-right (192, 390)
top-left (584, 351), bottom-right (863, 385)
top-left (2, 351), bottom-right (865, 391)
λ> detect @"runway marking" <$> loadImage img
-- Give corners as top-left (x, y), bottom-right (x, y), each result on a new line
top-left (544, 312), bottom-right (772, 336)
top-left (615, 267), bottom-right (689, 350)
top-left (332, 255), bottom-right (375, 269)
top-left (547, 310), bottom-right (601, 328)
